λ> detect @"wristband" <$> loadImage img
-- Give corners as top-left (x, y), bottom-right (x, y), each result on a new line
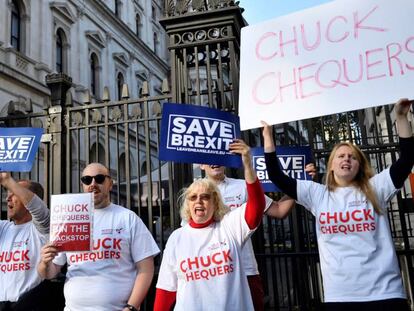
top-left (124, 304), bottom-right (138, 311)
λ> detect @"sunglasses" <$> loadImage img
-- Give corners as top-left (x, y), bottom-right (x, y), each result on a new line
top-left (80, 174), bottom-right (110, 185)
top-left (187, 193), bottom-right (212, 202)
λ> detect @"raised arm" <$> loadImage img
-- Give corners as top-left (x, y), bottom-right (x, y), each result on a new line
top-left (390, 99), bottom-right (414, 188)
top-left (229, 139), bottom-right (265, 229)
top-left (0, 172), bottom-right (49, 234)
top-left (26, 195), bottom-right (50, 234)
top-left (265, 163), bottom-right (317, 218)
top-left (1, 172), bottom-right (34, 205)
top-left (229, 139), bottom-right (256, 184)
top-left (261, 122), bottom-right (298, 200)
top-left (265, 195), bottom-right (295, 219)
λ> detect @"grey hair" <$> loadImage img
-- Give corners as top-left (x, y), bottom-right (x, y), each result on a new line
top-left (179, 178), bottom-right (229, 222)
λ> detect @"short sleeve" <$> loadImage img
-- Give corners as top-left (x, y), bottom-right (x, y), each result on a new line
top-left (156, 236), bottom-right (178, 291)
top-left (130, 215), bottom-right (160, 263)
top-left (53, 252), bottom-right (67, 266)
top-left (264, 194), bottom-right (274, 212)
top-left (296, 180), bottom-right (325, 216)
top-left (371, 168), bottom-right (399, 209)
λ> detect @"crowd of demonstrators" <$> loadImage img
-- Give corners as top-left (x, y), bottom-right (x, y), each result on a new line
top-left (194, 162), bottom-right (315, 310)
top-left (1, 103), bottom-right (412, 311)
top-left (37, 163), bottom-right (160, 311)
top-left (262, 99), bottom-right (414, 311)
top-left (154, 139), bottom-right (266, 310)
top-left (0, 173), bottom-right (50, 311)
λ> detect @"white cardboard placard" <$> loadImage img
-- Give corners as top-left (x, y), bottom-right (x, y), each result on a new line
top-left (239, 0), bottom-right (414, 130)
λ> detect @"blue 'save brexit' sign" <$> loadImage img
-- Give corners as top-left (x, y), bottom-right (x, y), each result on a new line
top-left (0, 128), bottom-right (43, 172)
top-left (251, 146), bottom-right (312, 192)
top-left (160, 103), bottom-right (242, 167)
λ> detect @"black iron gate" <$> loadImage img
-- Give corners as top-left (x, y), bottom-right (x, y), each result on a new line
top-left (1, 79), bottom-right (413, 311)
top-left (1, 1), bottom-right (414, 310)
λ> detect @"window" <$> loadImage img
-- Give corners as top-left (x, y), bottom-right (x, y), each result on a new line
top-left (151, 6), bottom-right (156, 19)
top-left (135, 14), bottom-right (141, 37)
top-left (90, 53), bottom-right (99, 96)
top-left (56, 30), bottom-right (64, 72)
top-left (153, 32), bottom-right (158, 55)
top-left (11, 0), bottom-right (21, 50)
top-left (115, 0), bottom-right (121, 18)
top-left (117, 72), bottom-right (124, 100)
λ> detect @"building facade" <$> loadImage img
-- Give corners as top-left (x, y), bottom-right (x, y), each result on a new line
top-left (0, 0), bottom-right (169, 116)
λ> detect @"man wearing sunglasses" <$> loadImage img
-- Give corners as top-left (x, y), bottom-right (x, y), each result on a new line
top-left (38, 163), bottom-right (160, 311)
top-left (0, 172), bottom-right (50, 311)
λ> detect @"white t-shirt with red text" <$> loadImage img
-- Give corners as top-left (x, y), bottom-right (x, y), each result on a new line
top-left (217, 176), bottom-right (273, 276)
top-left (297, 168), bottom-right (406, 302)
top-left (54, 203), bottom-right (160, 311)
top-left (157, 205), bottom-right (255, 311)
top-left (0, 195), bottom-right (49, 302)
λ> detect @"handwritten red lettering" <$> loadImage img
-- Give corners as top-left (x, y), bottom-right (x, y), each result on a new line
top-left (353, 5), bottom-right (387, 39)
top-left (326, 16), bottom-right (349, 43)
top-left (256, 32), bottom-right (278, 61)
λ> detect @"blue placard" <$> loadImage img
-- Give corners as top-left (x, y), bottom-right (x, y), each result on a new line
top-left (0, 127), bottom-right (43, 172)
top-left (251, 146), bottom-right (313, 192)
top-left (159, 103), bottom-right (242, 167)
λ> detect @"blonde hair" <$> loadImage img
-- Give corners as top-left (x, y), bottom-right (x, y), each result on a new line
top-left (179, 178), bottom-right (229, 222)
top-left (325, 142), bottom-right (381, 214)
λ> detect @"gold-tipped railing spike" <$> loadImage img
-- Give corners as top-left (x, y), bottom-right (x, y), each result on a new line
top-left (141, 81), bottom-right (149, 96)
top-left (161, 78), bottom-right (170, 94)
top-left (83, 89), bottom-right (91, 105)
top-left (25, 98), bottom-right (33, 112)
top-left (102, 86), bottom-right (110, 102)
top-left (65, 91), bottom-right (73, 107)
top-left (121, 83), bottom-right (129, 99)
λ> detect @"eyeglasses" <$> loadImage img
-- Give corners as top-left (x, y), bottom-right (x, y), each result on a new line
top-left (187, 193), bottom-right (212, 202)
top-left (81, 174), bottom-right (110, 185)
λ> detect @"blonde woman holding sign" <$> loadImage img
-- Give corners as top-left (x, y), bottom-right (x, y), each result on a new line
top-left (262, 99), bottom-right (413, 311)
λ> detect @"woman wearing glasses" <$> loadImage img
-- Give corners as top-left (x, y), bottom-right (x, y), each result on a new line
top-left (154, 139), bottom-right (265, 311)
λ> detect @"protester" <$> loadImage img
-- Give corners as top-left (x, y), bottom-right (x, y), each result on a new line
top-left (0, 173), bottom-right (49, 311)
top-left (154, 139), bottom-right (265, 310)
top-left (262, 99), bottom-right (414, 311)
top-left (196, 162), bottom-right (315, 310)
top-left (38, 163), bottom-right (160, 311)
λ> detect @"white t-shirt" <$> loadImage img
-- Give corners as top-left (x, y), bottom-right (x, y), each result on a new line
top-left (297, 168), bottom-right (406, 302)
top-left (54, 203), bottom-right (160, 311)
top-left (217, 176), bottom-right (273, 276)
top-left (0, 195), bottom-right (49, 302)
top-left (157, 205), bottom-right (255, 311)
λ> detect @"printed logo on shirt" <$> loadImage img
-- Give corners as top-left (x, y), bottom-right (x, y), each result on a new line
top-left (318, 207), bottom-right (376, 235)
top-left (12, 238), bottom-right (29, 248)
top-left (101, 229), bottom-right (113, 235)
top-left (179, 249), bottom-right (234, 282)
top-left (223, 195), bottom-right (243, 208)
top-left (0, 250), bottom-right (31, 273)
top-left (208, 241), bottom-right (227, 251)
top-left (68, 237), bottom-right (122, 263)
top-left (348, 200), bottom-right (367, 208)
top-left (115, 227), bottom-right (123, 234)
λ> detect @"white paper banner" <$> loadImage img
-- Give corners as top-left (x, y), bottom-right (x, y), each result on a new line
top-left (239, 0), bottom-right (414, 130)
